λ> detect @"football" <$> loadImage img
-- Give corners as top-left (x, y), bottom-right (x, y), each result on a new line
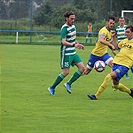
top-left (94, 60), bottom-right (106, 72)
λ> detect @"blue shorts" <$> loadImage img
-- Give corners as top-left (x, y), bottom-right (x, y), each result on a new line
top-left (112, 64), bottom-right (129, 82)
top-left (87, 53), bottom-right (113, 69)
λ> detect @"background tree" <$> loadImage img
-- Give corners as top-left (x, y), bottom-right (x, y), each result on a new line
top-left (34, 1), bottom-right (53, 26)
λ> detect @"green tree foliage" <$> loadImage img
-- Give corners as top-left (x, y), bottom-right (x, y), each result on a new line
top-left (34, 1), bottom-right (53, 26)
top-left (10, 0), bottom-right (30, 19)
top-left (0, 0), bottom-right (133, 31)
top-left (0, 0), bottom-right (8, 19)
top-left (34, 0), bottom-right (98, 28)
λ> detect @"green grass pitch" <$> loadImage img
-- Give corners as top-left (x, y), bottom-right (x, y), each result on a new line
top-left (1, 44), bottom-right (133, 133)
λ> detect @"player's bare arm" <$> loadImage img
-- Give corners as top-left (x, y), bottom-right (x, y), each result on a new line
top-left (62, 38), bottom-right (84, 50)
top-left (99, 35), bottom-right (115, 50)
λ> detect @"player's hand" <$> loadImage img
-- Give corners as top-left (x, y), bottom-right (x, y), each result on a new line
top-left (111, 30), bottom-right (116, 37)
top-left (111, 45), bottom-right (116, 50)
top-left (75, 43), bottom-right (84, 50)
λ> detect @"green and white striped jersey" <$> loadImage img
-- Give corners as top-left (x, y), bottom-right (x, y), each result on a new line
top-left (60, 24), bottom-right (76, 56)
top-left (115, 25), bottom-right (127, 43)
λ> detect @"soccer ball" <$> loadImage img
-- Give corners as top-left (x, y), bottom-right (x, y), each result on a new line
top-left (94, 60), bottom-right (106, 72)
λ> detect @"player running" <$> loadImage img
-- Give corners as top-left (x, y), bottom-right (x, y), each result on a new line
top-left (87, 25), bottom-right (133, 100)
top-left (84, 16), bottom-right (117, 75)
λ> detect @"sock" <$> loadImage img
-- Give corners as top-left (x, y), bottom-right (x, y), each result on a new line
top-left (68, 70), bottom-right (82, 85)
top-left (90, 38), bottom-right (92, 43)
top-left (85, 39), bottom-right (88, 43)
top-left (116, 83), bottom-right (131, 94)
top-left (131, 66), bottom-right (133, 73)
top-left (125, 72), bottom-right (129, 77)
top-left (95, 74), bottom-right (112, 98)
top-left (51, 73), bottom-right (65, 88)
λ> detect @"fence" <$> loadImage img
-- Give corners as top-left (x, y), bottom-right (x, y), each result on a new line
top-left (0, 0), bottom-right (132, 44)
top-left (0, 30), bottom-right (98, 45)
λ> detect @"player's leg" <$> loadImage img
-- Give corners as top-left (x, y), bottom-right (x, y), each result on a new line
top-left (125, 72), bottom-right (130, 79)
top-left (113, 83), bottom-right (131, 94)
top-left (87, 64), bottom-right (130, 100)
top-left (85, 33), bottom-right (88, 43)
top-left (89, 34), bottom-right (92, 43)
top-left (87, 73), bottom-right (113, 100)
top-left (84, 54), bottom-right (98, 75)
top-left (64, 54), bottom-right (84, 94)
top-left (68, 62), bottom-right (84, 85)
top-left (48, 69), bottom-right (68, 96)
top-left (48, 54), bottom-right (70, 96)
top-left (113, 81), bottom-right (133, 97)
top-left (95, 73), bottom-right (113, 98)
top-left (112, 65), bottom-right (132, 96)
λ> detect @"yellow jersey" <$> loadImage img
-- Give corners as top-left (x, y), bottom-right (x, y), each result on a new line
top-left (91, 27), bottom-right (112, 56)
top-left (113, 38), bottom-right (133, 68)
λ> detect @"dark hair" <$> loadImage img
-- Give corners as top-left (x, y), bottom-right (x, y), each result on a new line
top-left (126, 25), bottom-right (133, 32)
top-left (119, 17), bottom-right (124, 19)
top-left (64, 11), bottom-right (75, 18)
top-left (106, 16), bottom-right (115, 21)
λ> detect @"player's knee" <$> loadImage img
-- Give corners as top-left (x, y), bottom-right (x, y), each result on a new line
top-left (112, 84), bottom-right (119, 89)
top-left (62, 69), bottom-right (69, 76)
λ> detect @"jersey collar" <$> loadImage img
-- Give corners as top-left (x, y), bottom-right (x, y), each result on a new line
top-left (105, 26), bottom-right (110, 32)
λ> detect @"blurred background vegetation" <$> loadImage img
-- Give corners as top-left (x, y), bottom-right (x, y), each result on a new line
top-left (0, 0), bottom-right (133, 32)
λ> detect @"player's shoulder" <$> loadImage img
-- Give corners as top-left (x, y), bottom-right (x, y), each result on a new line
top-left (99, 27), bottom-right (108, 34)
top-left (61, 24), bottom-right (75, 30)
top-left (99, 27), bottom-right (104, 32)
top-left (124, 25), bottom-right (127, 28)
top-left (120, 38), bottom-right (128, 43)
top-left (61, 24), bottom-right (68, 30)
top-left (115, 25), bottom-right (120, 30)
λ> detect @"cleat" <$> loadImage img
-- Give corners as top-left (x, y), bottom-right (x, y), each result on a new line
top-left (112, 84), bottom-right (117, 91)
top-left (129, 88), bottom-right (133, 98)
top-left (48, 87), bottom-right (55, 96)
top-left (64, 82), bottom-right (71, 94)
top-left (112, 86), bottom-right (117, 91)
top-left (113, 88), bottom-right (117, 91)
top-left (126, 75), bottom-right (130, 79)
top-left (87, 94), bottom-right (97, 100)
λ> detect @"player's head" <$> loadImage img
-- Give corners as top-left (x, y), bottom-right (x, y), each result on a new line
top-left (64, 11), bottom-right (75, 26)
top-left (119, 17), bottom-right (125, 27)
top-left (125, 25), bottom-right (133, 38)
top-left (106, 16), bottom-right (115, 30)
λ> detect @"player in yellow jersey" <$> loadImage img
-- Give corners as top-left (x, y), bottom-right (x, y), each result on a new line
top-left (87, 25), bottom-right (133, 100)
top-left (84, 16), bottom-right (117, 75)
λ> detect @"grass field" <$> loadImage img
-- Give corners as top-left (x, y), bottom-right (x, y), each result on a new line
top-left (1, 44), bottom-right (133, 133)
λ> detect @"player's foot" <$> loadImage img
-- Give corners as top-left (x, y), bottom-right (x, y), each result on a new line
top-left (87, 94), bottom-right (97, 100)
top-left (126, 75), bottom-right (130, 79)
top-left (64, 82), bottom-right (71, 94)
top-left (129, 88), bottom-right (133, 98)
top-left (112, 86), bottom-right (117, 91)
top-left (48, 87), bottom-right (55, 96)
top-left (113, 88), bottom-right (117, 91)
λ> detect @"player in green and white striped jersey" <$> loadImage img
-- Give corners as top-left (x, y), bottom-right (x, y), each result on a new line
top-left (48, 11), bottom-right (85, 96)
top-left (115, 17), bottom-right (127, 43)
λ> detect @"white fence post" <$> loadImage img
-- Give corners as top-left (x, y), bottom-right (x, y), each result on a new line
top-left (16, 32), bottom-right (18, 43)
